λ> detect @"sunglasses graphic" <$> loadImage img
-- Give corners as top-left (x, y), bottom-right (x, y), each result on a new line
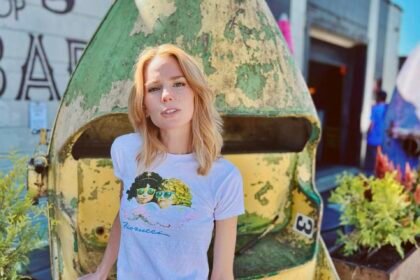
top-left (155, 191), bottom-right (174, 199)
top-left (137, 187), bottom-right (156, 196)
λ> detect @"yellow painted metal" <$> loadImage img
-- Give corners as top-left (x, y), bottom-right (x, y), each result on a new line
top-left (77, 158), bottom-right (120, 276)
top-left (226, 153), bottom-right (295, 229)
top-left (37, 0), bottom-right (340, 278)
top-left (225, 153), bottom-right (339, 279)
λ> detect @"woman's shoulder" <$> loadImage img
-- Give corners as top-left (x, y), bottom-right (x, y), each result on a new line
top-left (111, 132), bottom-right (143, 156)
top-left (113, 132), bottom-right (142, 147)
top-left (210, 156), bottom-right (242, 178)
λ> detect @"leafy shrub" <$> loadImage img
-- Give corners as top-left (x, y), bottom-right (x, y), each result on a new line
top-left (330, 172), bottom-right (420, 258)
top-left (0, 153), bottom-right (47, 280)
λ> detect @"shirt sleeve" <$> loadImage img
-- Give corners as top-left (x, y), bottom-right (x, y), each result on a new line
top-left (214, 167), bottom-right (245, 221)
top-left (110, 137), bottom-right (124, 180)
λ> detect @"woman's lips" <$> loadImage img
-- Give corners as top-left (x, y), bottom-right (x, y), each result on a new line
top-left (161, 108), bottom-right (179, 116)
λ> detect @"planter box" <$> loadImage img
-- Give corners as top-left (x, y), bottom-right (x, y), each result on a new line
top-left (332, 245), bottom-right (420, 280)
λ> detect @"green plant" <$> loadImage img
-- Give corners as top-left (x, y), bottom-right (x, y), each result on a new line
top-left (0, 153), bottom-right (47, 280)
top-left (330, 172), bottom-right (420, 259)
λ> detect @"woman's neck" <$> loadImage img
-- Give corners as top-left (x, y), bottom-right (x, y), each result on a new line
top-left (160, 127), bottom-right (192, 154)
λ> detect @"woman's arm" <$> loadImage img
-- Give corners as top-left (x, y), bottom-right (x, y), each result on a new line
top-left (210, 216), bottom-right (238, 280)
top-left (78, 182), bottom-right (123, 280)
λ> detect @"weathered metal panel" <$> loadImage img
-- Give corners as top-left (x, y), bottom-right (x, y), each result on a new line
top-left (77, 159), bottom-right (120, 275)
top-left (42, 0), bottom-right (339, 279)
top-left (51, 0), bottom-right (318, 155)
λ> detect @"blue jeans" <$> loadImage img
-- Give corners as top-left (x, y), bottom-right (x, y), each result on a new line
top-left (364, 144), bottom-right (378, 176)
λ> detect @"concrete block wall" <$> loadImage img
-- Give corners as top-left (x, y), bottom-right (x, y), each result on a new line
top-left (0, 0), bottom-right (112, 170)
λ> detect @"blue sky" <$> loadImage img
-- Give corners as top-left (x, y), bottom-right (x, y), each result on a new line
top-left (392, 0), bottom-right (420, 56)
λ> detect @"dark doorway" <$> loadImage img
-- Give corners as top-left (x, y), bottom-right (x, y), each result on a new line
top-left (308, 61), bottom-right (344, 166)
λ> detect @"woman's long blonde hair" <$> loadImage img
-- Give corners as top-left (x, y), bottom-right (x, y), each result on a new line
top-left (128, 44), bottom-right (223, 176)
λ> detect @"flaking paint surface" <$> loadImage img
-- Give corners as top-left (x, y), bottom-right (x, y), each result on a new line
top-left (45, 1), bottom-right (336, 278)
top-left (225, 153), bottom-right (295, 228)
top-left (132, 0), bottom-right (177, 36)
top-left (54, 0), bottom-right (319, 155)
top-left (55, 79), bottom-right (131, 154)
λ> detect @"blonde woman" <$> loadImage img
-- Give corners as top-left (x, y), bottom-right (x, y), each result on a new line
top-left (79, 44), bottom-right (244, 279)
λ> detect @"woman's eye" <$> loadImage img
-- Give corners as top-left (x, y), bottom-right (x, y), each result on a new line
top-left (147, 86), bottom-right (161, 93)
top-left (174, 82), bottom-right (186, 87)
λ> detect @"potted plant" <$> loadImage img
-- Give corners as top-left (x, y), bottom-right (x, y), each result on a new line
top-left (0, 153), bottom-right (47, 280)
top-left (329, 147), bottom-right (420, 280)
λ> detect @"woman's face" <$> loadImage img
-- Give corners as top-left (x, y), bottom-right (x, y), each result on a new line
top-left (136, 184), bottom-right (156, 204)
top-left (143, 55), bottom-right (194, 134)
top-left (156, 190), bottom-right (175, 209)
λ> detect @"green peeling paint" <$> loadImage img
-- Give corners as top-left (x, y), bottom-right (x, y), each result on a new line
top-left (295, 149), bottom-right (321, 205)
top-left (70, 197), bottom-right (78, 209)
top-left (83, 228), bottom-right (108, 249)
top-left (188, 32), bottom-right (216, 75)
top-left (223, 8), bottom-right (245, 43)
top-left (96, 159), bottom-right (113, 168)
top-left (285, 154), bottom-right (298, 178)
top-left (216, 89), bottom-right (315, 115)
top-left (235, 63), bottom-right (273, 100)
top-left (250, 180), bottom-right (264, 187)
top-left (56, 237), bottom-right (64, 274)
top-left (64, 0), bottom-right (218, 110)
top-left (226, 51), bottom-right (234, 61)
top-left (237, 211), bottom-right (272, 234)
top-left (254, 181), bottom-right (273, 206)
top-left (88, 189), bottom-right (98, 200)
top-left (73, 231), bottom-right (78, 252)
top-left (262, 155), bottom-right (282, 165)
top-left (238, 24), bottom-right (255, 42)
top-left (61, 0), bottom-right (317, 121)
top-left (256, 11), bottom-right (280, 47)
top-left (235, 233), bottom-right (314, 278)
top-left (64, 0), bottom-right (139, 108)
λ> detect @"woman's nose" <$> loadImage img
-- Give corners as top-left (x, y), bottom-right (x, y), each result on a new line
top-left (161, 88), bottom-right (174, 102)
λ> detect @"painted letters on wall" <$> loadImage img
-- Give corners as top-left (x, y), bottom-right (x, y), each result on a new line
top-left (0, 37), bottom-right (6, 97)
top-left (66, 39), bottom-right (87, 75)
top-left (42, 0), bottom-right (75, 14)
top-left (0, 1), bottom-right (111, 103)
top-left (0, 0), bottom-right (112, 154)
top-left (0, 0), bottom-right (25, 21)
top-left (16, 34), bottom-right (60, 101)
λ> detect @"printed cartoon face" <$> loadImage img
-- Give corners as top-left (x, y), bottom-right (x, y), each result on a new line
top-left (136, 184), bottom-right (156, 204)
top-left (127, 172), bottom-right (163, 204)
top-left (156, 190), bottom-right (175, 209)
top-left (157, 179), bottom-right (192, 209)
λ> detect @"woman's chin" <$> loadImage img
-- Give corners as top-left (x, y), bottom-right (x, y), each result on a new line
top-left (158, 202), bottom-right (170, 209)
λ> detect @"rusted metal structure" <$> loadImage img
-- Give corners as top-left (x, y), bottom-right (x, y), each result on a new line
top-left (28, 0), bottom-right (339, 279)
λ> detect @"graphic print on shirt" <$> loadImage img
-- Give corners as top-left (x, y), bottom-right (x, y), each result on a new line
top-left (124, 171), bottom-right (196, 232)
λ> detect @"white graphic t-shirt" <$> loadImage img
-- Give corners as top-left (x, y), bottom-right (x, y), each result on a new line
top-left (110, 133), bottom-right (245, 279)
